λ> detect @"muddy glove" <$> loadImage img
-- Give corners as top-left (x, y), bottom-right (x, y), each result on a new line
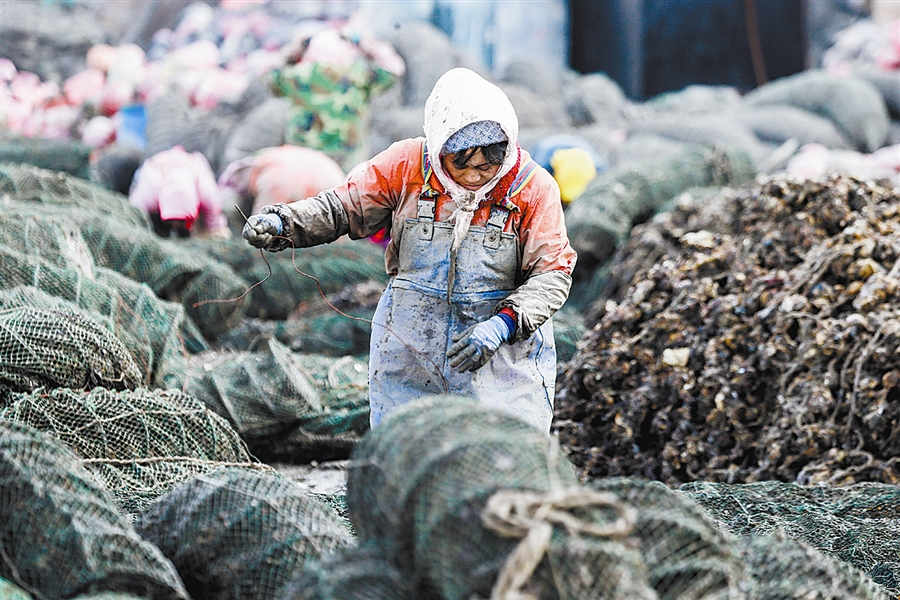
top-left (447, 315), bottom-right (512, 373)
top-left (242, 213), bottom-right (283, 249)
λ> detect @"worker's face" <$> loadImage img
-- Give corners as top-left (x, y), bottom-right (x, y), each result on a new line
top-left (442, 148), bottom-right (501, 191)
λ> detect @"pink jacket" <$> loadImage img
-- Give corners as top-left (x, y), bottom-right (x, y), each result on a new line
top-left (129, 146), bottom-right (227, 231)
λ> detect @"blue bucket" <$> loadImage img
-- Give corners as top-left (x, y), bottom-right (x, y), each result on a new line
top-left (115, 103), bottom-right (148, 150)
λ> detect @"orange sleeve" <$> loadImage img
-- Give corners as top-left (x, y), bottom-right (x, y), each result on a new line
top-left (332, 138), bottom-right (424, 240)
top-left (513, 165), bottom-right (578, 279)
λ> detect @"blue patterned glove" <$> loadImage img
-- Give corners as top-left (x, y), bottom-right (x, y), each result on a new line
top-left (447, 315), bottom-right (512, 373)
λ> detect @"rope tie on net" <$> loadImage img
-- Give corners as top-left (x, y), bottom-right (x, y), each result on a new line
top-left (479, 440), bottom-right (637, 600)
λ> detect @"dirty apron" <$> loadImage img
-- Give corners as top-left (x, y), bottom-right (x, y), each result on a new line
top-left (368, 158), bottom-right (557, 431)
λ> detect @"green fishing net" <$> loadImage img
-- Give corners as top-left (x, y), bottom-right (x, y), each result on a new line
top-left (278, 544), bottom-right (412, 600)
top-left (0, 420), bottom-right (189, 599)
top-left (0, 387), bottom-right (254, 517)
top-left (135, 466), bottom-right (356, 600)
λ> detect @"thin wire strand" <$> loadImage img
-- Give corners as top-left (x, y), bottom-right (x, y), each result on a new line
top-left (189, 209), bottom-right (450, 392)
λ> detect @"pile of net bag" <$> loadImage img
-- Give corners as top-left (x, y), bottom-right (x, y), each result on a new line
top-left (0, 419), bottom-right (190, 599)
top-left (173, 339), bottom-right (369, 461)
top-left (0, 197), bottom-right (247, 343)
top-left (0, 304), bottom-right (144, 395)
top-left (0, 162), bottom-right (143, 223)
top-left (0, 239), bottom-right (207, 375)
top-left (0, 387), bottom-right (255, 517)
top-left (337, 395), bottom-right (890, 599)
top-left (135, 466), bottom-right (356, 600)
top-left (681, 480), bottom-right (900, 597)
top-left (193, 237), bottom-right (389, 321)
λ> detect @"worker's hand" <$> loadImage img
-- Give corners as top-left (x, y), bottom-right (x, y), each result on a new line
top-left (447, 315), bottom-right (511, 373)
top-left (242, 213), bottom-right (283, 249)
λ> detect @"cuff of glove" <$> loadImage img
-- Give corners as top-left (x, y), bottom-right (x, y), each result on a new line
top-left (496, 308), bottom-right (517, 339)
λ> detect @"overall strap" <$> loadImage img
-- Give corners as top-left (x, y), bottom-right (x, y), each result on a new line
top-left (486, 158), bottom-right (536, 232)
top-left (417, 142), bottom-right (437, 239)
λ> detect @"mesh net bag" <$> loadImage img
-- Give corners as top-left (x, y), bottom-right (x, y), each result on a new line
top-left (0, 306), bottom-right (144, 394)
top-left (0, 200), bottom-right (247, 343)
top-left (176, 338), bottom-right (322, 443)
top-left (194, 238), bottom-right (389, 320)
top-left (347, 396), bottom-right (585, 600)
top-left (0, 420), bottom-right (189, 599)
top-left (736, 534), bottom-right (890, 600)
top-left (0, 204), bottom-right (100, 273)
top-left (134, 466), bottom-right (356, 600)
top-left (0, 243), bottom-right (207, 381)
top-left (0, 286), bottom-right (159, 389)
top-left (0, 387), bottom-right (255, 517)
top-left (175, 341), bottom-right (368, 461)
top-left (680, 481), bottom-right (900, 598)
top-left (0, 136), bottom-right (92, 180)
top-left (0, 162), bottom-right (149, 228)
top-left (585, 478), bottom-right (748, 600)
top-left (219, 278), bottom-right (382, 357)
top-left (278, 544), bottom-right (413, 600)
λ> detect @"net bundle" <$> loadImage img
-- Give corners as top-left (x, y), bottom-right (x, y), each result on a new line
top-left (0, 306), bottom-right (144, 395)
top-left (220, 278), bottom-right (382, 357)
top-left (135, 466), bottom-right (356, 600)
top-left (736, 534), bottom-right (889, 600)
top-left (75, 214), bottom-right (249, 341)
top-left (0, 387), bottom-right (254, 516)
top-left (680, 480), bottom-right (900, 597)
top-left (0, 286), bottom-right (157, 388)
top-left (278, 544), bottom-right (412, 600)
top-left (177, 338), bottom-right (321, 441)
top-left (0, 162), bottom-right (149, 228)
top-left (0, 244), bottom-right (207, 383)
top-left (195, 237), bottom-right (388, 320)
top-left (175, 341), bottom-right (369, 461)
top-left (348, 396), bottom-right (588, 600)
top-left (0, 420), bottom-right (189, 599)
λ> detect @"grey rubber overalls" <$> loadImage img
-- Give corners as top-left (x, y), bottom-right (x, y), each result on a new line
top-left (368, 155), bottom-right (557, 430)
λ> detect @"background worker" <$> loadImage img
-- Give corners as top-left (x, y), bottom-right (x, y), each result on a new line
top-left (268, 21), bottom-right (406, 172)
top-left (129, 145), bottom-right (231, 239)
top-left (242, 68), bottom-right (577, 432)
top-left (218, 144), bottom-right (347, 218)
top-left (530, 133), bottom-right (603, 205)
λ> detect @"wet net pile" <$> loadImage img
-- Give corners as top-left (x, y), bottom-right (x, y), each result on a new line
top-left (0, 198), bottom-right (248, 343)
top-left (217, 279), bottom-right (383, 357)
top-left (173, 340), bottom-right (369, 461)
top-left (0, 162), bottom-right (149, 227)
top-left (0, 387), bottom-right (255, 516)
top-left (680, 480), bottom-right (900, 596)
top-left (0, 305), bottom-right (144, 394)
top-left (333, 396), bottom-right (889, 599)
top-left (0, 419), bottom-right (190, 599)
top-left (135, 466), bottom-right (355, 600)
top-left (556, 174), bottom-right (900, 487)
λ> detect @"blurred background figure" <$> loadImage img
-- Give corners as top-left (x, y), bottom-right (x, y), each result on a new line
top-left (268, 19), bottom-right (406, 171)
top-left (530, 134), bottom-right (604, 205)
top-left (129, 145), bottom-right (231, 239)
top-left (218, 144), bottom-right (346, 217)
